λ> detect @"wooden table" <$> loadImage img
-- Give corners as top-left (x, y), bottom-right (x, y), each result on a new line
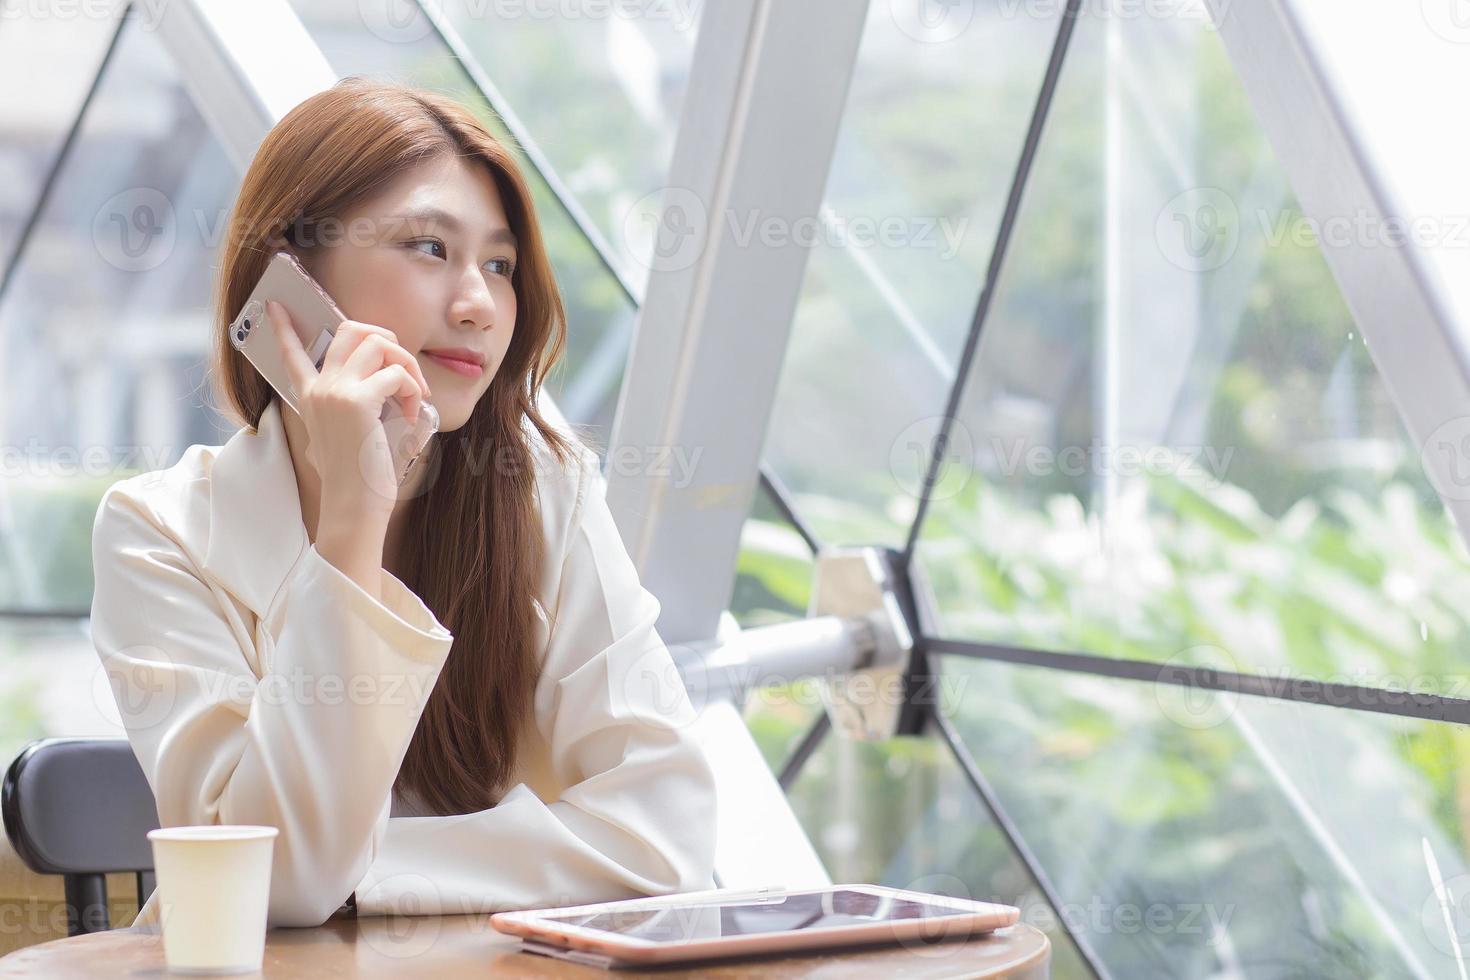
top-left (0, 910), bottom-right (1051, 978)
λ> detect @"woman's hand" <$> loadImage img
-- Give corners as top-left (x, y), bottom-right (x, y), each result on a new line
top-left (267, 299), bottom-right (432, 520)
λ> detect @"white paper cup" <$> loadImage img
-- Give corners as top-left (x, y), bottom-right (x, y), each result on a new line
top-left (147, 825), bottom-right (279, 975)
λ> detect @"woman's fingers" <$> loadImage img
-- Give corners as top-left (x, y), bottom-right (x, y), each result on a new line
top-left (261, 304), bottom-right (430, 460)
top-left (266, 301), bottom-right (317, 397)
top-left (341, 332), bottom-right (432, 401)
top-left (359, 364), bottom-right (422, 426)
top-left (320, 320), bottom-right (432, 400)
top-left (318, 318), bottom-right (387, 373)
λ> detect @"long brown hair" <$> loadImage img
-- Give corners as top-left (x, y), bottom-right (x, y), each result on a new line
top-left (209, 76), bottom-right (583, 815)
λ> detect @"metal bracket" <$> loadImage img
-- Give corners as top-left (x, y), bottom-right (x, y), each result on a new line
top-left (807, 547), bottom-right (915, 742)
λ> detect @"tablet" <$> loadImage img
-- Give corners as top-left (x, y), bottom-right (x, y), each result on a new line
top-left (489, 884), bottom-right (1020, 967)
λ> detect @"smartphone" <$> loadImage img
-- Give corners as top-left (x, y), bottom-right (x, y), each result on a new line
top-left (228, 250), bottom-right (439, 486)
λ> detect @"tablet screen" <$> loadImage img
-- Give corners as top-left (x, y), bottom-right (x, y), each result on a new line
top-left (532, 889), bottom-right (973, 943)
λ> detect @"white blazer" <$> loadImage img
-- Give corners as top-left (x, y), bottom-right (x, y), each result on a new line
top-left (91, 398), bottom-right (718, 928)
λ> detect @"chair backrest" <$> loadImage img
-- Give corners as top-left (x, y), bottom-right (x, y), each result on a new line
top-left (2, 737), bottom-right (160, 935)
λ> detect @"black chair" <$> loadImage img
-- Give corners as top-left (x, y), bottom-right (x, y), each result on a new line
top-left (2, 737), bottom-right (160, 935)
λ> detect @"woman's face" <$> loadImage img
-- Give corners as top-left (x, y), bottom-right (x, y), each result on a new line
top-left (295, 152), bottom-right (518, 432)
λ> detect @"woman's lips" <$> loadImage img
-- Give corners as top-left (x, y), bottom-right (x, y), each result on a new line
top-left (424, 352), bottom-right (484, 379)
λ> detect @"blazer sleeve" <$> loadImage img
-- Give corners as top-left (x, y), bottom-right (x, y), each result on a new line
top-left (89, 483), bottom-right (455, 928)
top-left (351, 457), bottom-right (719, 917)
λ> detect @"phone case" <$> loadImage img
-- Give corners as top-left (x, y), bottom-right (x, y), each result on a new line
top-left (228, 251), bottom-right (439, 486)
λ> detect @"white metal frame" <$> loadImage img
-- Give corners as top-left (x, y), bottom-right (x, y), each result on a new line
top-left (605, 0), bottom-right (872, 646)
top-left (1206, 0), bottom-right (1470, 551)
top-left (601, 0), bottom-right (873, 888)
top-left (152, 0), bottom-right (335, 171)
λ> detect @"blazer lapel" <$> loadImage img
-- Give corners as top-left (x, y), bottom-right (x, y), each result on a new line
top-left (199, 399), bottom-right (310, 620)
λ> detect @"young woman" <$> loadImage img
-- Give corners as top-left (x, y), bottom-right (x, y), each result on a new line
top-left (91, 77), bottom-right (718, 928)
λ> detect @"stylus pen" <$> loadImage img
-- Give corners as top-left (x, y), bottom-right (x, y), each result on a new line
top-left (610, 884), bottom-right (790, 908)
top-left (518, 884), bottom-right (796, 923)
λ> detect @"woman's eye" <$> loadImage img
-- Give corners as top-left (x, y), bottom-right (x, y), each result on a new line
top-left (407, 240), bottom-right (511, 276)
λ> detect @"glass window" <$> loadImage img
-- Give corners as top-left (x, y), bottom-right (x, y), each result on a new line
top-left (0, 9), bottom-right (237, 615)
top-left (763, 2), bottom-right (1066, 549)
top-left (731, 481), bottom-right (814, 630)
top-left (0, 618), bottom-right (122, 771)
top-left (782, 715), bottom-right (1093, 978)
top-left (436, 0), bottom-right (702, 279)
top-left (742, 679), bottom-right (823, 778)
top-left (0, 3), bottom-right (121, 273)
top-left (912, 6), bottom-right (1470, 695)
top-left (733, 478), bottom-right (819, 771)
top-left (941, 654), bottom-right (1465, 977)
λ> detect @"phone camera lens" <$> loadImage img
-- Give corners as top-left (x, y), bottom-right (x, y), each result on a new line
top-left (242, 318), bottom-right (252, 330)
top-left (236, 329), bottom-right (245, 342)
